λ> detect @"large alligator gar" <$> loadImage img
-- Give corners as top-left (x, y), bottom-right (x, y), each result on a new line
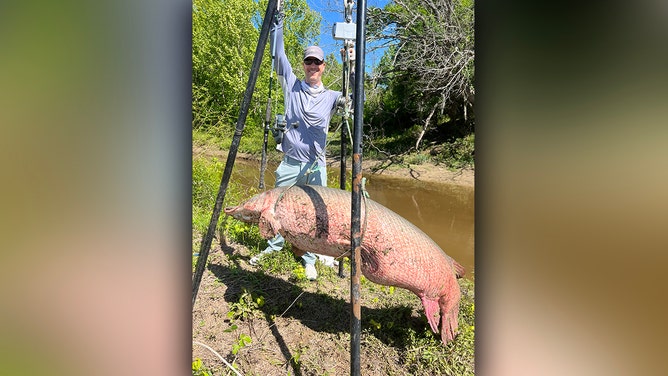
top-left (224, 185), bottom-right (465, 344)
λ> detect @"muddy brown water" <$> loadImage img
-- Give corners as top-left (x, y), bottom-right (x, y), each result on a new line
top-left (225, 158), bottom-right (475, 279)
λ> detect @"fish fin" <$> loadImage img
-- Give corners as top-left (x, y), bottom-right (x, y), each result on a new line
top-left (446, 256), bottom-right (466, 278)
top-left (420, 296), bottom-right (441, 334)
top-left (452, 260), bottom-right (466, 278)
top-left (439, 300), bottom-right (460, 344)
top-left (258, 211), bottom-right (280, 239)
top-left (438, 287), bottom-right (461, 344)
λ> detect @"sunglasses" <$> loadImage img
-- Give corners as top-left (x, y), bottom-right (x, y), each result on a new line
top-left (303, 59), bottom-right (324, 66)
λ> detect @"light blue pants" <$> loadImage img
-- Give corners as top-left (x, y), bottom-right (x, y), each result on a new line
top-left (263, 155), bottom-right (327, 266)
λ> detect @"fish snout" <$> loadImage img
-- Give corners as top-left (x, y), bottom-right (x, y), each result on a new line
top-left (224, 206), bottom-right (243, 220)
top-left (224, 205), bottom-right (259, 223)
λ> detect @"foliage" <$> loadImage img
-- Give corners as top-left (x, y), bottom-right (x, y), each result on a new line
top-left (192, 156), bottom-right (230, 235)
top-left (232, 333), bottom-right (253, 355)
top-left (192, 0), bottom-right (260, 131)
top-left (192, 358), bottom-right (212, 376)
top-left (433, 132), bottom-right (475, 169)
top-left (192, 0), bottom-right (323, 139)
top-left (253, 244), bottom-right (305, 278)
top-left (192, 155), bottom-right (262, 242)
top-left (222, 324), bottom-right (254, 360)
top-left (366, 0), bottom-right (475, 150)
top-left (227, 289), bottom-right (263, 321)
top-left (192, 0), bottom-right (474, 169)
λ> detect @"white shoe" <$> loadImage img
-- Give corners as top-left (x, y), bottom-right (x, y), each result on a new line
top-left (249, 255), bottom-right (261, 266)
top-left (304, 264), bottom-right (318, 281)
top-left (249, 249), bottom-right (274, 266)
top-left (317, 255), bottom-right (339, 268)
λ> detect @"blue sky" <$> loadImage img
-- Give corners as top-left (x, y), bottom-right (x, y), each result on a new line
top-left (304, 0), bottom-right (389, 70)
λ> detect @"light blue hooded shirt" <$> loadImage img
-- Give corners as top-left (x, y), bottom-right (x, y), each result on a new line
top-left (270, 19), bottom-right (342, 167)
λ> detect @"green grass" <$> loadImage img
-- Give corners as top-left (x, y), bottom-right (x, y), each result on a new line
top-left (193, 127), bottom-right (269, 157)
top-left (433, 133), bottom-right (475, 170)
top-left (192, 156), bottom-right (225, 235)
top-left (192, 154), bottom-right (264, 237)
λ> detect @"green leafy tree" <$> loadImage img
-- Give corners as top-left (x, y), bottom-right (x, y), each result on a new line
top-left (193, 0), bottom-right (260, 131)
top-left (192, 0), bottom-right (323, 152)
top-left (366, 0), bottom-right (475, 151)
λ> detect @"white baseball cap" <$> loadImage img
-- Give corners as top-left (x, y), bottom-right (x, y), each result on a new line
top-left (303, 45), bottom-right (324, 61)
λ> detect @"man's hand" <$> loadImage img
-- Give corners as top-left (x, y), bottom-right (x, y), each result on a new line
top-left (340, 46), bottom-right (355, 63)
top-left (272, 114), bottom-right (287, 144)
top-left (273, 10), bottom-right (284, 25)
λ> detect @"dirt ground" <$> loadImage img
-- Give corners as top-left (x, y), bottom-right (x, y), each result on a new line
top-left (192, 240), bottom-right (475, 376)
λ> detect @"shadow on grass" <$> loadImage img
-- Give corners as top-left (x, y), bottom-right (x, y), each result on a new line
top-left (207, 261), bottom-right (429, 344)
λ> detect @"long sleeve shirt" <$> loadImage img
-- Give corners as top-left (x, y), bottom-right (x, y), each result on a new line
top-left (270, 19), bottom-right (342, 167)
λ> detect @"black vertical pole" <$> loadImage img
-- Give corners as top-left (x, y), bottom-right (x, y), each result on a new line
top-left (192, 0), bottom-right (278, 308)
top-left (339, 125), bottom-right (347, 191)
top-left (260, 2), bottom-right (280, 190)
top-left (338, 43), bottom-right (349, 194)
top-left (338, 122), bottom-right (347, 279)
top-left (350, 0), bottom-right (366, 373)
top-left (338, 39), bottom-right (351, 278)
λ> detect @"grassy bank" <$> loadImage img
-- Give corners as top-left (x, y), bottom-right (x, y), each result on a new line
top-left (193, 126), bottom-right (474, 172)
top-left (192, 156), bottom-right (475, 375)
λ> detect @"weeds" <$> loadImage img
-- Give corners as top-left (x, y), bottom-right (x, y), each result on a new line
top-left (347, 130), bottom-right (474, 170)
top-left (227, 289), bottom-right (263, 321)
top-left (433, 133), bottom-right (475, 170)
top-left (192, 156), bottom-right (224, 234)
top-left (224, 221), bottom-right (264, 249)
top-left (231, 332), bottom-right (252, 355)
top-left (289, 344), bottom-right (305, 370)
top-left (192, 358), bottom-right (212, 376)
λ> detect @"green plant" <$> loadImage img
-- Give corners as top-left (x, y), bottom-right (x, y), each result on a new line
top-left (227, 289), bottom-right (262, 321)
top-left (193, 0), bottom-right (322, 135)
top-left (232, 333), bottom-right (252, 355)
top-left (222, 324), bottom-right (254, 356)
top-left (247, 244), bottom-right (303, 277)
top-left (289, 344), bottom-right (306, 370)
top-left (192, 156), bottom-right (225, 235)
top-left (290, 264), bottom-right (307, 282)
top-left (192, 156), bottom-right (260, 246)
top-left (434, 133), bottom-right (475, 169)
top-left (405, 152), bottom-right (431, 165)
top-left (192, 358), bottom-right (212, 376)
top-left (224, 220), bottom-right (264, 246)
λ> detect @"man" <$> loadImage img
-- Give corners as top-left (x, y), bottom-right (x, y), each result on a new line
top-left (249, 13), bottom-right (343, 280)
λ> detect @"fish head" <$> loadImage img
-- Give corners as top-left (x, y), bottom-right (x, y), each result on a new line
top-left (224, 190), bottom-right (276, 223)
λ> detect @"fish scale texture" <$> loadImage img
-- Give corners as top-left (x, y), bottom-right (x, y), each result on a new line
top-left (224, 185), bottom-right (463, 344)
